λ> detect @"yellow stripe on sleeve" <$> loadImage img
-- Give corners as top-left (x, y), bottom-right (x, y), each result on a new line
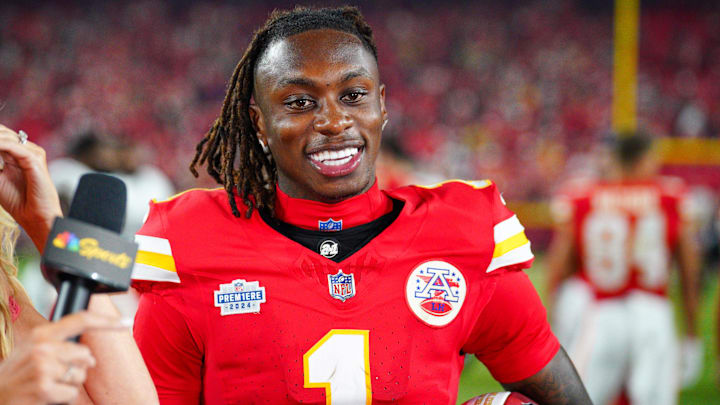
top-left (492, 231), bottom-right (530, 258)
top-left (486, 243), bottom-right (534, 273)
top-left (135, 250), bottom-right (177, 273)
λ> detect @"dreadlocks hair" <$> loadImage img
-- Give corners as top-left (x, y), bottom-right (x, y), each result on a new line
top-left (189, 6), bottom-right (379, 218)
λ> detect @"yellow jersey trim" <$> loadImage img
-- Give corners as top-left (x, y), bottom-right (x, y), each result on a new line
top-left (135, 250), bottom-right (177, 273)
top-left (302, 329), bottom-right (372, 405)
top-left (493, 231), bottom-right (530, 258)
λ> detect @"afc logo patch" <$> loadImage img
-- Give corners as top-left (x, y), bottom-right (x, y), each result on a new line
top-left (405, 260), bottom-right (467, 327)
top-left (214, 279), bottom-right (266, 316)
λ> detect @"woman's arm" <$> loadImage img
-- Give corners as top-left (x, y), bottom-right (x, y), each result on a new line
top-left (81, 294), bottom-right (158, 405)
top-left (0, 124), bottom-right (158, 404)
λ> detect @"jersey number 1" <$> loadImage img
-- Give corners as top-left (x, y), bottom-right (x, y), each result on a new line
top-left (303, 329), bottom-right (372, 404)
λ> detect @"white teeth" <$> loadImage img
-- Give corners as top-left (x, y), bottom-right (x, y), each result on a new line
top-left (309, 147), bottom-right (359, 164)
top-left (325, 156), bottom-right (352, 166)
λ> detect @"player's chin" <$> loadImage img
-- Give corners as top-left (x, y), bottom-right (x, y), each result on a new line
top-left (315, 171), bottom-right (374, 202)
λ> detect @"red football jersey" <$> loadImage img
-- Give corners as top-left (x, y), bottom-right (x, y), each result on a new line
top-left (132, 180), bottom-right (559, 404)
top-left (552, 177), bottom-right (689, 298)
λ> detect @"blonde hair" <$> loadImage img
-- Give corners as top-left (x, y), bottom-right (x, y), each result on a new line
top-left (0, 206), bottom-right (21, 359)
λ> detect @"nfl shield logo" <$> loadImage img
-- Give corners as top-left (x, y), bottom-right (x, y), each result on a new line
top-left (328, 269), bottom-right (355, 302)
top-left (319, 218), bottom-right (342, 231)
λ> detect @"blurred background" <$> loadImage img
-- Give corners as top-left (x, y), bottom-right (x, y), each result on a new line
top-left (1, 0), bottom-right (719, 403)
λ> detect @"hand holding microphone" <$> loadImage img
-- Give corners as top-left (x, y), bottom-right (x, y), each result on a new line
top-left (40, 173), bottom-right (146, 404)
top-left (0, 125), bottom-right (136, 324)
top-left (0, 311), bottom-right (126, 405)
top-left (0, 126), bottom-right (134, 322)
top-left (0, 125), bottom-right (158, 404)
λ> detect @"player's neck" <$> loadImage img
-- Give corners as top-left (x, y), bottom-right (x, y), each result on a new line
top-left (273, 180), bottom-right (393, 231)
top-left (620, 170), bottom-right (653, 182)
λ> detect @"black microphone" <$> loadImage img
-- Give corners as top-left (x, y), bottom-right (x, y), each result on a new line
top-left (41, 173), bottom-right (138, 322)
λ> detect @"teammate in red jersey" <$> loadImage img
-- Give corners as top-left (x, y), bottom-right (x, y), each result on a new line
top-left (130, 6), bottom-right (591, 404)
top-left (547, 132), bottom-right (700, 405)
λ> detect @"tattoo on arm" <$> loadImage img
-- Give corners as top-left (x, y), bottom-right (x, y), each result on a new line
top-left (501, 347), bottom-right (592, 405)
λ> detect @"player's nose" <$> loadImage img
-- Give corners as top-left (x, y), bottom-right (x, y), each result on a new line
top-left (313, 100), bottom-right (352, 136)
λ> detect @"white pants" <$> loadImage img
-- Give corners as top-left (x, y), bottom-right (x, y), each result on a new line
top-left (553, 278), bottom-right (679, 405)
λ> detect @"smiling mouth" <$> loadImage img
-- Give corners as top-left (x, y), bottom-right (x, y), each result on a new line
top-left (307, 146), bottom-right (364, 177)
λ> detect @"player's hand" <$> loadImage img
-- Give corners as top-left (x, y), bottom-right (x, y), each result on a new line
top-left (0, 124), bottom-right (62, 251)
top-left (681, 336), bottom-right (703, 388)
top-left (0, 311), bottom-right (124, 405)
top-left (461, 392), bottom-right (538, 404)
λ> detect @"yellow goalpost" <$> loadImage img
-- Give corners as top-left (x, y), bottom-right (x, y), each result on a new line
top-left (612, 0), bottom-right (639, 134)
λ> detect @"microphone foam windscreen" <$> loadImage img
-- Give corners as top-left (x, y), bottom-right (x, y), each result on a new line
top-left (68, 173), bottom-right (127, 233)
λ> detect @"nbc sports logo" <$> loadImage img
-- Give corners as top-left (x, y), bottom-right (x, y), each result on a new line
top-left (53, 231), bottom-right (79, 252)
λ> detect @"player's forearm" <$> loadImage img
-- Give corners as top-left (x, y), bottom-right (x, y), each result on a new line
top-left (545, 227), bottom-right (575, 311)
top-left (679, 261), bottom-right (698, 336)
top-left (82, 294), bottom-right (158, 405)
top-left (501, 347), bottom-right (592, 405)
top-left (680, 278), bottom-right (698, 336)
top-left (678, 230), bottom-right (700, 336)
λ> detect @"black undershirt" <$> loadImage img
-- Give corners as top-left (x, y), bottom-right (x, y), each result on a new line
top-left (260, 198), bottom-right (404, 262)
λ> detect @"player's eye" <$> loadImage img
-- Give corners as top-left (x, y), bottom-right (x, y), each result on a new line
top-left (285, 97), bottom-right (315, 110)
top-left (341, 90), bottom-right (367, 103)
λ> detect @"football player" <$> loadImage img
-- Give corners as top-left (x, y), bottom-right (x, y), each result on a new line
top-left (131, 6), bottom-right (591, 404)
top-left (547, 132), bottom-right (700, 405)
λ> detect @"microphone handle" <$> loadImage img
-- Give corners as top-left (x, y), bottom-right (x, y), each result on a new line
top-left (49, 277), bottom-right (94, 405)
top-left (51, 277), bottom-right (94, 341)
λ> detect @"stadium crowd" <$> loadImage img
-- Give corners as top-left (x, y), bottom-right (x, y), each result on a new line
top-left (1, 0), bottom-right (719, 200)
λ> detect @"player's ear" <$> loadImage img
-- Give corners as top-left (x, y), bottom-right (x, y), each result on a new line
top-left (248, 101), bottom-right (268, 148)
top-left (379, 84), bottom-right (388, 131)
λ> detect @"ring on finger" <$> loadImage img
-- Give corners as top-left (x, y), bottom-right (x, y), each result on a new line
top-left (61, 364), bottom-right (76, 383)
top-left (17, 130), bottom-right (28, 145)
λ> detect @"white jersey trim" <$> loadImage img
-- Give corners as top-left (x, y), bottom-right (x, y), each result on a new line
top-left (135, 234), bottom-right (173, 255)
top-left (493, 215), bottom-right (525, 243)
top-left (131, 263), bottom-right (181, 283)
top-left (486, 242), bottom-right (534, 273)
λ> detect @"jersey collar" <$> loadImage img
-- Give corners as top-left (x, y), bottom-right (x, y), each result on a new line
top-left (274, 180), bottom-right (393, 231)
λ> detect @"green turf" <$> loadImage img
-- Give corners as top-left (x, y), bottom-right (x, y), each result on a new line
top-left (456, 256), bottom-right (720, 404)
